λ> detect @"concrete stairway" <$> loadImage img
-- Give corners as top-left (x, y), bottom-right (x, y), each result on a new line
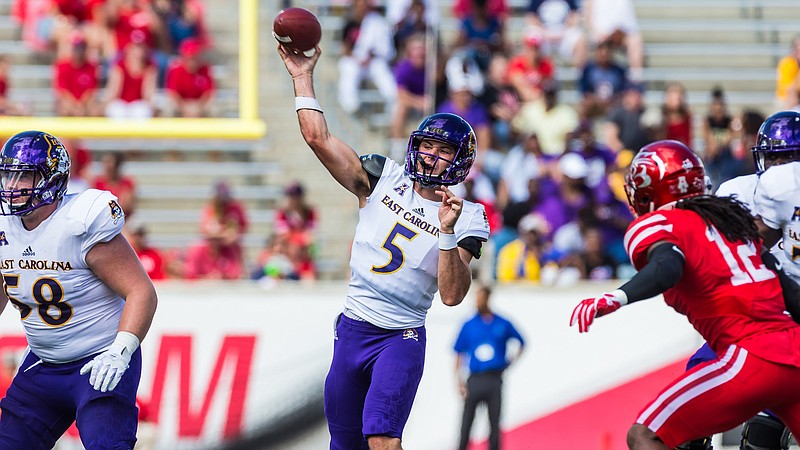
top-left (352, 1), bottom-right (799, 151)
top-left (0, 0), bottom-right (293, 275)
top-left (262, 0), bottom-right (800, 279)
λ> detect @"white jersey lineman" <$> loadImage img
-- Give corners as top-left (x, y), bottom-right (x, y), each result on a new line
top-left (0, 189), bottom-right (125, 363)
top-left (716, 173), bottom-right (758, 211)
top-left (716, 173), bottom-right (796, 279)
top-left (754, 162), bottom-right (800, 282)
top-left (345, 158), bottom-right (490, 329)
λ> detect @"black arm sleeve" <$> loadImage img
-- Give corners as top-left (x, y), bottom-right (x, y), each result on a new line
top-left (619, 243), bottom-right (685, 304)
top-left (458, 236), bottom-right (484, 260)
top-left (761, 251), bottom-right (800, 324)
top-left (359, 154), bottom-right (387, 195)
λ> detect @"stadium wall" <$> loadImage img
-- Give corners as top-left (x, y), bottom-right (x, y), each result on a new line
top-left (0, 281), bottom-right (703, 449)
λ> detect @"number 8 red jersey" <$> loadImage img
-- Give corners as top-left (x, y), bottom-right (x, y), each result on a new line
top-left (624, 208), bottom-right (800, 367)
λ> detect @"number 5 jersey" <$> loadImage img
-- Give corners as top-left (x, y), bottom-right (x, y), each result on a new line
top-left (345, 158), bottom-right (490, 330)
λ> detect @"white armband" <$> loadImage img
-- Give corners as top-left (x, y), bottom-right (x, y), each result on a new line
top-left (295, 96), bottom-right (323, 113)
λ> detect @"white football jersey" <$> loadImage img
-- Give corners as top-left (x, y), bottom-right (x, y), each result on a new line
top-left (345, 159), bottom-right (490, 329)
top-left (715, 174), bottom-right (758, 211)
top-left (716, 173), bottom-right (794, 279)
top-left (0, 189), bottom-right (126, 363)
top-left (754, 163), bottom-right (800, 282)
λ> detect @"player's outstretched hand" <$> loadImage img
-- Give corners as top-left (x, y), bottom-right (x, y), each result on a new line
top-left (277, 43), bottom-right (321, 80)
top-left (569, 291), bottom-right (628, 333)
top-left (80, 331), bottom-right (139, 392)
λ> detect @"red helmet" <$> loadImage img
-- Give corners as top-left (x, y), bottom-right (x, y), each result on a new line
top-left (625, 140), bottom-right (706, 216)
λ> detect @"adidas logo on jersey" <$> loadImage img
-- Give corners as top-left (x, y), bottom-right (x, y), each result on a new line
top-left (412, 207), bottom-right (425, 217)
top-left (21, 246), bottom-right (35, 257)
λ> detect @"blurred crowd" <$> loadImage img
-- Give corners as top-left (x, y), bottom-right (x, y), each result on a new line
top-left (62, 140), bottom-right (319, 283)
top-left (3, 0), bottom-right (798, 284)
top-left (331, 0), bottom-right (779, 284)
top-left (7, 0), bottom-right (215, 118)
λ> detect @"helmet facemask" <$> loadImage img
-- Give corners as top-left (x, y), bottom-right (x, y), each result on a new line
top-left (0, 131), bottom-right (71, 216)
top-left (406, 136), bottom-right (461, 188)
top-left (754, 147), bottom-right (800, 174)
top-left (0, 167), bottom-right (47, 215)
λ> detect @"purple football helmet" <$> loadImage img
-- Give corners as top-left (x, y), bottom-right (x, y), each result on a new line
top-left (752, 110), bottom-right (800, 174)
top-left (405, 113), bottom-right (477, 187)
top-left (0, 131), bottom-right (71, 215)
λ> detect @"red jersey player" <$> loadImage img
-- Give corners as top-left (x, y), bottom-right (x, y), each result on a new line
top-left (569, 140), bottom-right (800, 449)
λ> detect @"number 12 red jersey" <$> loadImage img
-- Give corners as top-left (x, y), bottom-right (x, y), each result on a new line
top-left (624, 209), bottom-right (800, 367)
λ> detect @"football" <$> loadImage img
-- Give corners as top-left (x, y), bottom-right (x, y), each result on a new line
top-left (272, 7), bottom-right (322, 57)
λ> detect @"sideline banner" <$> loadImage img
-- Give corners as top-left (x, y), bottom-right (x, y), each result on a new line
top-left (0, 281), bottom-right (701, 449)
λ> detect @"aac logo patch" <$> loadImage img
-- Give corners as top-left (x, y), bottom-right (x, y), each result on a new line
top-left (108, 200), bottom-right (124, 224)
top-left (394, 183), bottom-right (410, 196)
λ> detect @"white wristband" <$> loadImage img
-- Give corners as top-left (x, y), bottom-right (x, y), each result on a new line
top-left (295, 96), bottom-right (323, 113)
top-left (110, 331), bottom-right (140, 356)
top-left (439, 232), bottom-right (458, 250)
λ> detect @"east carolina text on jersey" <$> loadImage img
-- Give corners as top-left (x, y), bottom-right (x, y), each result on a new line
top-left (0, 189), bottom-right (126, 363)
top-left (379, 194), bottom-right (442, 238)
top-left (0, 259), bottom-right (73, 270)
top-left (345, 158), bottom-right (490, 329)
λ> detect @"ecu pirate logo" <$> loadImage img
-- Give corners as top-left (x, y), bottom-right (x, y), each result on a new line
top-left (402, 328), bottom-right (418, 341)
top-left (792, 206), bottom-right (800, 222)
top-left (0, 231), bottom-right (8, 246)
top-left (108, 200), bottom-right (124, 224)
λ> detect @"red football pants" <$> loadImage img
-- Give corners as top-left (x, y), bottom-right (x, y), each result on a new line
top-left (636, 345), bottom-right (800, 448)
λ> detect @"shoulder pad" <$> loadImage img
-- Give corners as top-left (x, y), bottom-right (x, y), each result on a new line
top-left (360, 154), bottom-right (388, 178)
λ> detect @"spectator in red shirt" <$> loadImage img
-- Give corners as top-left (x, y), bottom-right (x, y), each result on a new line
top-left (125, 220), bottom-right (166, 280)
top-left (271, 181), bottom-right (318, 281)
top-left (184, 181), bottom-right (249, 280)
top-left (507, 33), bottom-right (555, 103)
top-left (104, 32), bottom-right (158, 119)
top-left (165, 37), bottom-right (214, 117)
top-left (274, 181), bottom-right (317, 246)
top-left (54, 33), bottom-right (100, 117)
top-left (93, 152), bottom-right (138, 216)
top-left (655, 82), bottom-right (693, 146)
top-left (108, 0), bottom-right (164, 54)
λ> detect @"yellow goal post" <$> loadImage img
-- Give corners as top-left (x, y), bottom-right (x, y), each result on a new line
top-left (0, 0), bottom-right (265, 139)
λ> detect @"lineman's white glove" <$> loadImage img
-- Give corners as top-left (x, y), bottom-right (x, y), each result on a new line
top-left (80, 331), bottom-right (140, 392)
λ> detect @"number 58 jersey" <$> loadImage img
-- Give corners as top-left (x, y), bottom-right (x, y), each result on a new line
top-left (0, 189), bottom-right (126, 364)
top-left (624, 208), bottom-right (800, 367)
